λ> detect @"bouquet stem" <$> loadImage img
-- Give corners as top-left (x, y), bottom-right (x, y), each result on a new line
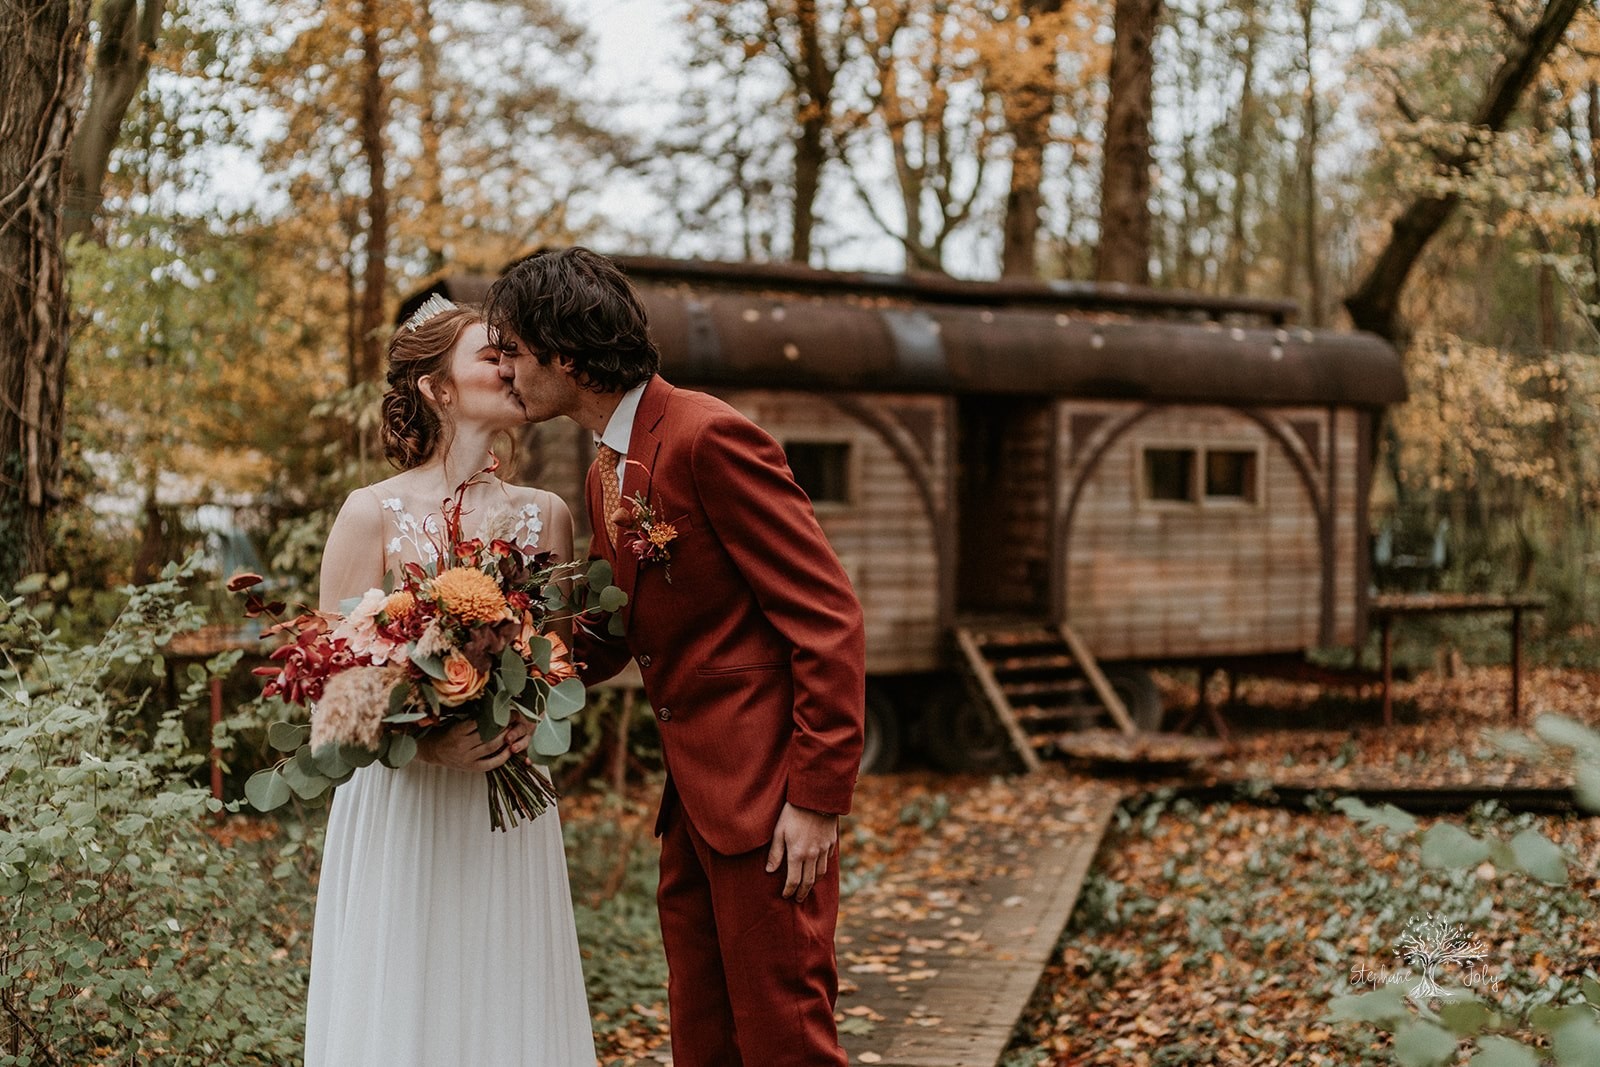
top-left (486, 751), bottom-right (562, 831)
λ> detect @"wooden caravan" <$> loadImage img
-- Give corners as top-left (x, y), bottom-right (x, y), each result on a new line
top-left (400, 257), bottom-right (1406, 768)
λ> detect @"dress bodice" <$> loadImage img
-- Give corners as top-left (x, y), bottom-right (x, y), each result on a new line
top-left (378, 493), bottom-right (545, 572)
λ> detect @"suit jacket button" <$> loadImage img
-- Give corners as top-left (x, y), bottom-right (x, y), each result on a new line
top-left (656, 706), bottom-right (672, 722)
top-left (638, 654), bottom-right (653, 668)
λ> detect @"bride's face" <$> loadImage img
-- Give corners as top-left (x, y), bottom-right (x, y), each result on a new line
top-left (437, 322), bottom-right (524, 431)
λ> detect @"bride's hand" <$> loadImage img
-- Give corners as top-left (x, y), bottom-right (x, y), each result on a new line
top-left (417, 718), bottom-right (532, 773)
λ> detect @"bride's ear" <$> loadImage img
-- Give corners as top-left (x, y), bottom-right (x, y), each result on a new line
top-left (418, 375), bottom-right (450, 407)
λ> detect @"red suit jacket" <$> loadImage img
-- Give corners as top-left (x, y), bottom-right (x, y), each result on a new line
top-left (576, 376), bottom-right (867, 855)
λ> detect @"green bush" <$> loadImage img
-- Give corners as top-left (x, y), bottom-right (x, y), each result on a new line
top-left (0, 560), bottom-right (312, 1065)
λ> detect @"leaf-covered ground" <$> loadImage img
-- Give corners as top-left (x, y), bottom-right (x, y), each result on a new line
top-left (578, 664), bottom-right (1600, 1066)
top-left (1162, 665), bottom-right (1600, 792)
top-left (1003, 664), bottom-right (1600, 1066)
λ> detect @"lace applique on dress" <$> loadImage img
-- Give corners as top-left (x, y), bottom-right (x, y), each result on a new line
top-left (381, 496), bottom-right (543, 566)
top-left (382, 497), bottom-right (443, 566)
top-left (480, 500), bottom-right (544, 548)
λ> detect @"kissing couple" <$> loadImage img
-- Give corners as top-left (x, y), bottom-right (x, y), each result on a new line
top-left (303, 247), bottom-right (868, 1066)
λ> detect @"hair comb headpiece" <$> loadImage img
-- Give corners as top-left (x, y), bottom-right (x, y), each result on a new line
top-left (403, 293), bottom-right (457, 332)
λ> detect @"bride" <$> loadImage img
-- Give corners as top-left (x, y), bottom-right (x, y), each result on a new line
top-left (302, 298), bottom-right (597, 1065)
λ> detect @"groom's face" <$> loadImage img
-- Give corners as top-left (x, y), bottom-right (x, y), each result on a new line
top-left (495, 329), bottom-right (576, 423)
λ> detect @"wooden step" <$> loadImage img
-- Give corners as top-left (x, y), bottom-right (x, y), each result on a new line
top-left (1015, 705), bottom-right (1104, 729)
top-left (1000, 678), bottom-right (1096, 700)
top-left (989, 653), bottom-right (1080, 674)
top-left (972, 628), bottom-right (1061, 649)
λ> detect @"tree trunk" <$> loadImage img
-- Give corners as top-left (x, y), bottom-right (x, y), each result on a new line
top-left (789, 0), bottom-right (834, 265)
top-left (1585, 80), bottom-right (1600, 335)
top-left (1344, 0), bottom-right (1584, 342)
top-left (356, 0), bottom-right (389, 382)
top-left (416, 0), bottom-right (446, 275)
top-left (64, 0), bottom-right (165, 245)
top-left (0, 0), bottom-right (94, 587)
top-left (1095, 0), bottom-right (1162, 285)
top-left (1000, 0), bottom-right (1065, 279)
top-left (1225, 0), bottom-right (1260, 294)
top-left (1297, 0), bottom-right (1324, 323)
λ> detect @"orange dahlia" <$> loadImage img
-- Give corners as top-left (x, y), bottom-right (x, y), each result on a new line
top-left (383, 590), bottom-right (418, 622)
top-left (430, 567), bottom-right (509, 625)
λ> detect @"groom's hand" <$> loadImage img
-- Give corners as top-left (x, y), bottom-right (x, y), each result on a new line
top-left (765, 802), bottom-right (838, 903)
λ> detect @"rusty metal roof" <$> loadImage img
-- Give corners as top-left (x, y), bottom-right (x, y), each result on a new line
top-left (398, 257), bottom-right (1407, 408)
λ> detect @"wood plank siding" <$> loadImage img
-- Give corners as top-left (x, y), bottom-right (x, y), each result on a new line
top-left (1060, 402), bottom-right (1362, 660)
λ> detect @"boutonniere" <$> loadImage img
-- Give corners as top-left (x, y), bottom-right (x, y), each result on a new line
top-left (615, 491), bottom-right (678, 581)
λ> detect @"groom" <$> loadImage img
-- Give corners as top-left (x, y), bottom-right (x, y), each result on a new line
top-left (487, 247), bottom-right (866, 1067)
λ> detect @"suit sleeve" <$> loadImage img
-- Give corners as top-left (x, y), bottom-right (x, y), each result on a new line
top-left (574, 462), bottom-right (634, 686)
top-left (691, 411), bottom-right (867, 816)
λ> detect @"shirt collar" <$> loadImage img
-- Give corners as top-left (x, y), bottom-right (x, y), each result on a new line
top-left (596, 380), bottom-right (648, 457)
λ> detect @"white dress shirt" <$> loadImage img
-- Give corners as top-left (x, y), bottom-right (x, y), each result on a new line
top-left (596, 381), bottom-right (648, 483)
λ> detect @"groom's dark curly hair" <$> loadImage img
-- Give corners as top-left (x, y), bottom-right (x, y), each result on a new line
top-left (484, 247), bottom-right (660, 394)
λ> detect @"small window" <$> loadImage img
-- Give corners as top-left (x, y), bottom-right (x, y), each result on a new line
top-left (1143, 448), bottom-right (1196, 502)
top-left (786, 441), bottom-right (851, 505)
top-left (1204, 449), bottom-right (1258, 502)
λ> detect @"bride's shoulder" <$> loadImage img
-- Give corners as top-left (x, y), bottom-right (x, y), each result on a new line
top-left (498, 482), bottom-right (570, 516)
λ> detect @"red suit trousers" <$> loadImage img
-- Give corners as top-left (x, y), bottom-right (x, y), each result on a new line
top-left (656, 798), bottom-right (847, 1067)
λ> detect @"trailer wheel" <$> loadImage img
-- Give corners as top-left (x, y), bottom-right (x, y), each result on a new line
top-left (1101, 665), bottom-right (1164, 731)
top-left (922, 684), bottom-right (1018, 773)
top-left (860, 684), bottom-right (902, 774)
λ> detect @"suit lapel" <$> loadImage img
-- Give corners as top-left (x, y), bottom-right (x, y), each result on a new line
top-left (614, 376), bottom-right (672, 622)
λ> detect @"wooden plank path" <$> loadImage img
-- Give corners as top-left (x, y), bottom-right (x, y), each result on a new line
top-left (834, 780), bottom-right (1123, 1067)
top-left (635, 774), bottom-right (1123, 1067)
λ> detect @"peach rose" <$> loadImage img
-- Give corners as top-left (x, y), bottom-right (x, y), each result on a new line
top-left (432, 649), bottom-right (489, 707)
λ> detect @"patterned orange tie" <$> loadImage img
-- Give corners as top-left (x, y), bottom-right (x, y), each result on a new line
top-left (595, 443), bottom-right (622, 550)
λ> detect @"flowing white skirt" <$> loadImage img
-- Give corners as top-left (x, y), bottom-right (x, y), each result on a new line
top-left (304, 760), bottom-right (596, 1066)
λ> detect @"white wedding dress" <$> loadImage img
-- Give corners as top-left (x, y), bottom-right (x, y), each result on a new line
top-left (303, 487), bottom-right (596, 1066)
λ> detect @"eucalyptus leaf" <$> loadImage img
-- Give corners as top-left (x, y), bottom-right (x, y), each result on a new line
top-left (600, 586), bottom-right (628, 613)
top-left (281, 758), bottom-right (329, 800)
top-left (267, 721), bottom-right (310, 754)
top-left (340, 743), bottom-right (379, 768)
top-left (492, 687), bottom-right (512, 728)
top-left (388, 682), bottom-right (410, 717)
top-left (382, 710), bottom-right (429, 724)
top-left (1393, 1020), bottom-right (1458, 1067)
top-left (608, 612), bottom-right (627, 637)
top-left (1468, 1036), bottom-right (1539, 1067)
top-left (1533, 713), bottom-right (1600, 757)
top-left (586, 559), bottom-right (614, 590)
top-left (1420, 822), bottom-right (1490, 870)
top-left (499, 647), bottom-right (527, 696)
top-left (528, 634), bottom-right (552, 673)
top-left (1531, 1005), bottom-right (1591, 1034)
top-left (1438, 998), bottom-right (1491, 1036)
top-left (244, 768), bottom-right (292, 812)
top-left (1333, 796), bottom-right (1418, 834)
top-left (1574, 761), bottom-right (1600, 815)
top-left (312, 745), bottom-right (352, 778)
top-left (1508, 827), bottom-right (1568, 884)
top-left (1325, 987), bottom-right (1409, 1026)
top-left (411, 651), bottom-right (447, 682)
top-left (382, 734), bottom-right (418, 770)
top-left (546, 677), bottom-right (586, 720)
top-left (1552, 1016), bottom-right (1600, 1065)
top-left (532, 713), bottom-right (572, 757)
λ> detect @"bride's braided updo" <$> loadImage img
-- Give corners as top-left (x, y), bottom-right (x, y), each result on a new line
top-left (381, 305), bottom-right (482, 470)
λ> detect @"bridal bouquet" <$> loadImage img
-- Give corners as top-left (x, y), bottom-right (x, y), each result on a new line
top-left (232, 460), bottom-right (628, 830)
